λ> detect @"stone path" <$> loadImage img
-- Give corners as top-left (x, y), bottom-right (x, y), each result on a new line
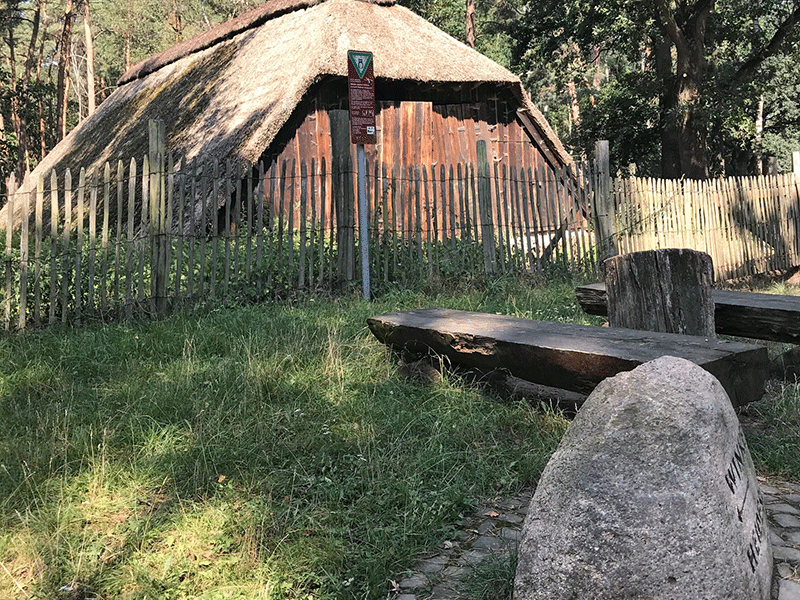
top-left (390, 476), bottom-right (800, 600)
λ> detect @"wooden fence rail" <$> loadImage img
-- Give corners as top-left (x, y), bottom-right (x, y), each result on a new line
top-left (0, 154), bottom-right (595, 331)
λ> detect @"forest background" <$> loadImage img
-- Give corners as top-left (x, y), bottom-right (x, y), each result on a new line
top-left (2, 0), bottom-right (800, 195)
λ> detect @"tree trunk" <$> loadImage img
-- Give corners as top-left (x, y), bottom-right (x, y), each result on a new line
top-left (465, 0), bottom-right (475, 48)
top-left (5, 23), bottom-right (26, 180)
top-left (754, 94), bottom-right (764, 175)
top-left (37, 1), bottom-right (48, 159)
top-left (654, 35), bottom-right (681, 178)
top-left (654, 0), bottom-right (713, 179)
top-left (84, 0), bottom-right (95, 117)
top-left (57, 0), bottom-right (75, 142)
top-left (0, 112), bottom-right (8, 195)
top-left (566, 79), bottom-right (581, 134)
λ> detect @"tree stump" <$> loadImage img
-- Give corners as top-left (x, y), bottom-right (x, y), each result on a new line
top-left (605, 248), bottom-right (715, 338)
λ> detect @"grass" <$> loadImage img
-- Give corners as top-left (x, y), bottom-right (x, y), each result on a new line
top-left (0, 272), bottom-right (589, 600)
top-left (0, 270), bottom-right (798, 600)
top-left (461, 550), bottom-right (517, 600)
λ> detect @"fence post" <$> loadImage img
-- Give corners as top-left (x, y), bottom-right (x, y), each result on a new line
top-left (476, 140), bottom-right (496, 274)
top-left (149, 119), bottom-right (167, 315)
top-left (5, 174), bottom-right (15, 330)
top-left (593, 140), bottom-right (618, 270)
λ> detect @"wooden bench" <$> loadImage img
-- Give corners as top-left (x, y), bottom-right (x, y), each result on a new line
top-left (575, 282), bottom-right (800, 344)
top-left (367, 308), bottom-right (768, 408)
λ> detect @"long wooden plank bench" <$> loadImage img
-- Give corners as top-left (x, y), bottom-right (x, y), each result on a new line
top-left (575, 282), bottom-right (800, 344)
top-left (367, 308), bottom-right (769, 408)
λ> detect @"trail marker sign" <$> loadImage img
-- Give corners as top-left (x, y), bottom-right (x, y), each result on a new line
top-left (347, 50), bottom-right (376, 144)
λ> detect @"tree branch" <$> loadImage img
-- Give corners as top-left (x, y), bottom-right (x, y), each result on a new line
top-left (733, 5), bottom-right (800, 85)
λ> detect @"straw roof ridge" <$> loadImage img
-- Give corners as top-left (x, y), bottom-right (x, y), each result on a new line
top-left (118, 0), bottom-right (395, 86)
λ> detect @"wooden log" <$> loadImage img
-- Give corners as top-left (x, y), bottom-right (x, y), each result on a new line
top-left (605, 248), bottom-right (715, 337)
top-left (367, 307), bottom-right (768, 407)
top-left (577, 281), bottom-right (800, 345)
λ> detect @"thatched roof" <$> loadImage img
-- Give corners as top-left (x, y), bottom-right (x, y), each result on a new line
top-left (2, 0), bottom-right (570, 225)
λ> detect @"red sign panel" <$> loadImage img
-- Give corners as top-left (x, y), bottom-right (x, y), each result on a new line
top-left (348, 50), bottom-right (377, 145)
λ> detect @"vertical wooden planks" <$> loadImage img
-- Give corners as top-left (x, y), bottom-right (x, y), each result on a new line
top-left (414, 165), bottom-right (423, 271)
top-left (422, 165), bottom-right (434, 276)
top-left (114, 160), bottom-right (124, 309)
top-left (76, 168), bottom-right (86, 323)
top-left (49, 171), bottom-right (59, 324)
top-left (256, 161), bottom-right (266, 295)
top-left (476, 141), bottom-right (495, 274)
top-left (125, 160), bottom-right (135, 318)
top-left (138, 158), bottom-right (148, 309)
top-left (224, 159), bottom-right (232, 294)
top-left (309, 158), bottom-right (317, 288)
top-left (299, 159), bottom-right (308, 288)
top-left (318, 158), bottom-right (326, 287)
top-left (267, 160), bottom-right (277, 291)
top-left (164, 154), bottom-right (174, 310)
top-left (33, 176), bottom-right (43, 326)
top-left (382, 163), bottom-right (391, 281)
top-left (233, 162), bottom-right (243, 284)
top-left (288, 159), bottom-right (296, 281)
top-left (246, 163), bottom-right (254, 282)
top-left (88, 172), bottom-right (97, 313)
top-left (175, 158), bottom-right (186, 304)
top-left (101, 163), bottom-right (111, 313)
top-left (519, 167), bottom-right (536, 270)
top-left (210, 161), bottom-right (219, 299)
top-left (494, 162), bottom-right (508, 273)
top-left (5, 175), bottom-right (15, 329)
top-left (278, 159), bottom-right (286, 276)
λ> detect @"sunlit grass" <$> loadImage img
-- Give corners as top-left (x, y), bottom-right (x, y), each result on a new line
top-left (0, 274), bottom-right (585, 599)
top-left (1, 269), bottom-right (796, 599)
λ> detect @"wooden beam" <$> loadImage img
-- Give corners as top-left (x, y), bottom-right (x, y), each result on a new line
top-left (576, 282), bottom-right (800, 344)
top-left (368, 308), bottom-right (768, 407)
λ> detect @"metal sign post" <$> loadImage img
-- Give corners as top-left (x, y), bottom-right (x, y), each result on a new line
top-left (347, 50), bottom-right (376, 301)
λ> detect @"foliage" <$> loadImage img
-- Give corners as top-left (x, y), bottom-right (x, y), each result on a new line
top-left (0, 0), bottom-right (263, 192)
top-left (500, 0), bottom-right (800, 177)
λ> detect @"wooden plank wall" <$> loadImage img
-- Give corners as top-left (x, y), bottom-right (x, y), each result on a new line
top-left (269, 95), bottom-right (559, 237)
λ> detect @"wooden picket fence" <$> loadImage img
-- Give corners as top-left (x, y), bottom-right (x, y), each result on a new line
top-left (1, 152), bottom-right (596, 331)
top-left (6, 140), bottom-right (798, 333)
top-left (605, 172), bottom-right (800, 280)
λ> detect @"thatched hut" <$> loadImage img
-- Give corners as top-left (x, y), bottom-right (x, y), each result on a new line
top-left (0, 0), bottom-right (571, 229)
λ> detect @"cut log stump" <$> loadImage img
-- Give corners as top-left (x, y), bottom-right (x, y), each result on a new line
top-left (367, 308), bottom-right (768, 408)
top-left (604, 248), bottom-right (715, 337)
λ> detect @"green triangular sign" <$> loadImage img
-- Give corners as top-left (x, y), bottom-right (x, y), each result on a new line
top-left (348, 51), bottom-right (372, 79)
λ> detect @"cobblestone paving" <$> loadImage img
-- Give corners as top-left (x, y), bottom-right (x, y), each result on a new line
top-left (389, 476), bottom-right (800, 600)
